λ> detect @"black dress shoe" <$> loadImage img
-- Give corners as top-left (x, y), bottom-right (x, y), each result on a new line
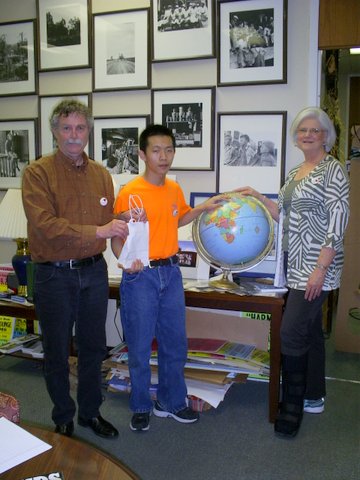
top-left (78, 415), bottom-right (119, 438)
top-left (55, 421), bottom-right (74, 437)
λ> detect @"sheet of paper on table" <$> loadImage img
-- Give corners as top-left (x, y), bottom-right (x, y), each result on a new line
top-left (0, 417), bottom-right (52, 474)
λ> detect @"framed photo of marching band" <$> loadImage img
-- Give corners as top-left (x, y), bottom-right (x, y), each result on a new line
top-left (151, 0), bottom-right (215, 62)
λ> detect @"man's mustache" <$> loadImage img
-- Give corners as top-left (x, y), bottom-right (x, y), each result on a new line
top-left (66, 139), bottom-right (83, 145)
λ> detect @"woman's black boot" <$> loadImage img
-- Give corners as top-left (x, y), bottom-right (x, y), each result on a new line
top-left (274, 353), bottom-right (307, 438)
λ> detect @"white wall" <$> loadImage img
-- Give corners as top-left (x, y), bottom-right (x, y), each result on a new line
top-left (0, 0), bottom-right (319, 264)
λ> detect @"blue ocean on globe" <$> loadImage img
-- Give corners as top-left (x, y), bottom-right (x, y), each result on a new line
top-left (196, 195), bottom-right (272, 269)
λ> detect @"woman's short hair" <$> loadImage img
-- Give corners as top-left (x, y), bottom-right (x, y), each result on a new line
top-left (50, 99), bottom-right (93, 131)
top-left (290, 106), bottom-right (336, 152)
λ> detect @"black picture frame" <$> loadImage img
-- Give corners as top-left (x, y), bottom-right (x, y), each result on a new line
top-left (217, 111), bottom-right (287, 193)
top-left (93, 8), bottom-right (150, 92)
top-left (217, 0), bottom-right (287, 86)
top-left (92, 115), bottom-right (150, 181)
top-left (0, 118), bottom-right (38, 189)
top-left (37, 0), bottom-right (91, 71)
top-left (0, 20), bottom-right (37, 97)
top-left (151, 0), bottom-right (215, 62)
top-left (152, 87), bottom-right (215, 171)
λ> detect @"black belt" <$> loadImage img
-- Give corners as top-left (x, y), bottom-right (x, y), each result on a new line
top-left (149, 254), bottom-right (178, 268)
top-left (40, 254), bottom-right (103, 269)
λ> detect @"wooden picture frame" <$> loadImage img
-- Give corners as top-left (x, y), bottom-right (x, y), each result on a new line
top-left (93, 8), bottom-right (150, 91)
top-left (217, 111), bottom-right (286, 193)
top-left (151, 0), bottom-right (215, 62)
top-left (37, 0), bottom-right (90, 71)
top-left (92, 115), bottom-right (150, 180)
top-left (152, 87), bottom-right (215, 171)
top-left (217, 0), bottom-right (287, 86)
top-left (0, 20), bottom-right (37, 96)
top-left (39, 94), bottom-right (90, 156)
top-left (0, 119), bottom-right (37, 189)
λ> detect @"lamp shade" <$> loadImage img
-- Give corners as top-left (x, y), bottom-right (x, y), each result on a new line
top-left (0, 189), bottom-right (28, 239)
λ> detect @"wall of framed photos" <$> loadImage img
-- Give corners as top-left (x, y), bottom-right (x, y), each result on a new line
top-left (0, 0), bottom-right (319, 262)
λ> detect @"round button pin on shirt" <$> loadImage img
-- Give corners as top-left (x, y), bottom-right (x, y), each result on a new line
top-left (100, 197), bottom-right (108, 206)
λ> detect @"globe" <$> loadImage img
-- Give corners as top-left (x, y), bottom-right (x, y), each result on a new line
top-left (192, 193), bottom-right (274, 288)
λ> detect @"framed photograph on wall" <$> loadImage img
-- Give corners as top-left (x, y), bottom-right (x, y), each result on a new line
top-left (93, 8), bottom-right (150, 91)
top-left (0, 119), bottom-right (37, 189)
top-left (217, 0), bottom-right (287, 86)
top-left (37, 0), bottom-right (90, 71)
top-left (152, 87), bottom-right (215, 170)
top-left (151, 0), bottom-right (215, 62)
top-left (0, 20), bottom-right (37, 96)
top-left (92, 116), bottom-right (150, 179)
top-left (39, 94), bottom-right (90, 156)
top-left (217, 111), bottom-right (286, 193)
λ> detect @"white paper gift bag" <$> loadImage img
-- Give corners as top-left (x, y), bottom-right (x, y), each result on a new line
top-left (118, 194), bottom-right (149, 269)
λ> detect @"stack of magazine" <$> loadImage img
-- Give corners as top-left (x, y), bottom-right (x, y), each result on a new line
top-left (104, 337), bottom-right (270, 410)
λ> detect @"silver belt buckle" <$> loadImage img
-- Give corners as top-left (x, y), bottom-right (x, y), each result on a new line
top-left (69, 259), bottom-right (77, 269)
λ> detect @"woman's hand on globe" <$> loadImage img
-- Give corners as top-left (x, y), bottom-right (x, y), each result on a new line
top-left (233, 186), bottom-right (262, 201)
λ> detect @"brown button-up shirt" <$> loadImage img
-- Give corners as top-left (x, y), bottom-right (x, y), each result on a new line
top-left (22, 149), bottom-right (115, 262)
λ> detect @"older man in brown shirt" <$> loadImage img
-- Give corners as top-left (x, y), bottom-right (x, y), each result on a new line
top-left (22, 99), bottom-right (129, 439)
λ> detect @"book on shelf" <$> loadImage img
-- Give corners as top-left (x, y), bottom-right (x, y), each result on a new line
top-left (0, 334), bottom-right (40, 354)
top-left (238, 278), bottom-right (288, 295)
top-left (187, 339), bottom-right (256, 361)
top-left (0, 315), bottom-right (15, 346)
top-left (20, 339), bottom-right (44, 359)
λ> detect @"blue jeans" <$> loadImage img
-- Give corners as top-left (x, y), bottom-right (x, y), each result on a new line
top-left (34, 257), bottom-right (108, 424)
top-left (120, 264), bottom-right (188, 414)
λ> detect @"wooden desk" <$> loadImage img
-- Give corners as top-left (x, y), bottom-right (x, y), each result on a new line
top-left (109, 283), bottom-right (285, 423)
top-left (0, 286), bottom-right (285, 423)
top-left (1, 423), bottom-right (139, 479)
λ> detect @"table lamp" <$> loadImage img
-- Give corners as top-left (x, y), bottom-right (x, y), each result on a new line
top-left (0, 188), bottom-right (31, 296)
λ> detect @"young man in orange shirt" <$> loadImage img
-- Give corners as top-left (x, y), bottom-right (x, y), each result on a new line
top-left (112, 124), bottom-right (221, 432)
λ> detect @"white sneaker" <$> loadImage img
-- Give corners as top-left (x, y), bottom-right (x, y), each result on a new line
top-left (303, 398), bottom-right (325, 414)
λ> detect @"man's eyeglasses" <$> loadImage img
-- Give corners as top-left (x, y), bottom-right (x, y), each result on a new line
top-left (297, 128), bottom-right (324, 135)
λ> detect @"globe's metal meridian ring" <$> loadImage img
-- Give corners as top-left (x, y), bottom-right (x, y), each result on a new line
top-left (192, 193), bottom-right (275, 290)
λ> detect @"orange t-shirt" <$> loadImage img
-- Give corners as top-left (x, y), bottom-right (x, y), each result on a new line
top-left (114, 176), bottom-right (191, 260)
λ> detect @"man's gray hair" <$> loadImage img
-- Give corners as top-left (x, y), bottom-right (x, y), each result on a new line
top-left (50, 99), bottom-right (94, 130)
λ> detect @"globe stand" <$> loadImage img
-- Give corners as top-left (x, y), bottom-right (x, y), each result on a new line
top-left (210, 269), bottom-right (239, 291)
